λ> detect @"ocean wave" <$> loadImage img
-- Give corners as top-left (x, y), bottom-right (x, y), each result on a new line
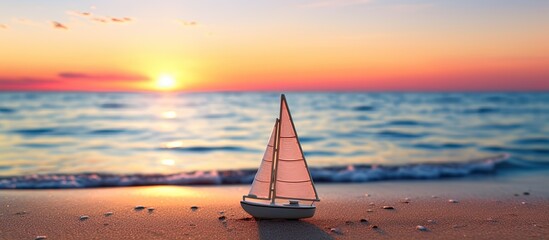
top-left (159, 146), bottom-right (257, 153)
top-left (0, 107), bottom-right (16, 113)
top-left (88, 129), bottom-right (127, 135)
top-left (352, 105), bottom-right (376, 111)
top-left (482, 146), bottom-right (549, 155)
top-left (412, 142), bottom-right (473, 150)
top-left (99, 103), bottom-right (128, 109)
top-left (463, 107), bottom-right (500, 114)
top-left (376, 130), bottom-right (426, 139)
top-left (476, 123), bottom-right (522, 130)
top-left (299, 137), bottom-right (325, 143)
top-left (0, 154), bottom-right (525, 189)
top-left (371, 120), bottom-right (437, 128)
top-left (513, 138), bottom-right (549, 145)
top-left (17, 143), bottom-right (63, 148)
top-left (12, 128), bottom-right (56, 135)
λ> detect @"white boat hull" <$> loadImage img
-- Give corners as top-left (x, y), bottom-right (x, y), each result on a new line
top-left (240, 200), bottom-right (316, 219)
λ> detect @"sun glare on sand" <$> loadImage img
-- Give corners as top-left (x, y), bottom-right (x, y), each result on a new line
top-left (156, 75), bottom-right (177, 90)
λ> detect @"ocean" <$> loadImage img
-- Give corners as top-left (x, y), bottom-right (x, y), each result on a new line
top-left (0, 92), bottom-right (548, 188)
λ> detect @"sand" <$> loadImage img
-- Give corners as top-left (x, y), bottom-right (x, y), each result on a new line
top-left (1, 174), bottom-right (548, 239)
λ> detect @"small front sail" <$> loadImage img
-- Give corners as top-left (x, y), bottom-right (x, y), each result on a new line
top-left (248, 120), bottom-right (278, 199)
top-left (274, 95), bottom-right (318, 201)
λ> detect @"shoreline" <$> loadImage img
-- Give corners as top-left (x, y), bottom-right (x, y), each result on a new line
top-left (1, 175), bottom-right (548, 239)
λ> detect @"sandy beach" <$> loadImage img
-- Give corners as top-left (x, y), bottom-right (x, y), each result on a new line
top-left (1, 171), bottom-right (548, 240)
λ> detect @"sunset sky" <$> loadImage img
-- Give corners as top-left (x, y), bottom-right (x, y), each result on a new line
top-left (0, 0), bottom-right (548, 91)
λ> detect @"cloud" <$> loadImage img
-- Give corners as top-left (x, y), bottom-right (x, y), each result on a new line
top-left (110, 17), bottom-right (132, 23)
top-left (177, 20), bottom-right (198, 27)
top-left (93, 17), bottom-right (133, 24)
top-left (67, 10), bottom-right (133, 24)
top-left (0, 78), bottom-right (59, 89)
top-left (67, 10), bottom-right (92, 17)
top-left (301, 0), bottom-right (373, 8)
top-left (92, 17), bottom-right (108, 23)
top-left (52, 21), bottom-right (68, 30)
top-left (58, 72), bottom-right (150, 81)
top-left (0, 24), bottom-right (7, 29)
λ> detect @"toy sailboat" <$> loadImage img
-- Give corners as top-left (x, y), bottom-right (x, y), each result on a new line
top-left (241, 94), bottom-right (319, 219)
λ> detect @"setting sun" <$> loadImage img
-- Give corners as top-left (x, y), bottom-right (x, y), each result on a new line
top-left (156, 75), bottom-right (177, 90)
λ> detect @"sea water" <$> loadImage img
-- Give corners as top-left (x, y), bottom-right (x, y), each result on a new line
top-left (0, 92), bottom-right (547, 188)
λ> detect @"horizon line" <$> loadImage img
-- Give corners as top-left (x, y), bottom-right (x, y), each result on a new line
top-left (0, 89), bottom-right (548, 94)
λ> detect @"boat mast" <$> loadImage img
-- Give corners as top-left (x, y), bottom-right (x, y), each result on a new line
top-left (268, 118), bottom-right (280, 202)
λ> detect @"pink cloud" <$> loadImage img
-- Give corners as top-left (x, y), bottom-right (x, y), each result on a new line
top-left (52, 21), bottom-right (68, 30)
top-left (58, 72), bottom-right (150, 81)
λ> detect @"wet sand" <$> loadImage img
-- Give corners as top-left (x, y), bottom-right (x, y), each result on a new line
top-left (1, 175), bottom-right (548, 239)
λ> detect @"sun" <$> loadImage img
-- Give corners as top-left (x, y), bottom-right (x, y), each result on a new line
top-left (156, 75), bottom-right (177, 90)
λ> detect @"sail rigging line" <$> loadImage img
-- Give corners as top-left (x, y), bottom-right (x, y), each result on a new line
top-left (253, 179), bottom-right (270, 183)
top-left (276, 179), bottom-right (311, 183)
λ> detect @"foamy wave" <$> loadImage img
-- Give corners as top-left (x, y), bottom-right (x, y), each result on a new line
top-left (0, 154), bottom-right (515, 189)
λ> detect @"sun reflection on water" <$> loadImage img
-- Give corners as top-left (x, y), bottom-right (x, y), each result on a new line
top-left (161, 111), bottom-right (177, 119)
top-left (160, 159), bottom-right (175, 166)
top-left (163, 141), bottom-right (183, 148)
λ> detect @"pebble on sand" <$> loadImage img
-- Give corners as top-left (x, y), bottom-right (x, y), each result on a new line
top-left (366, 209), bottom-right (373, 212)
top-left (448, 199), bottom-right (459, 203)
top-left (416, 225), bottom-right (427, 231)
top-left (79, 215), bottom-right (89, 220)
top-left (134, 205), bottom-right (146, 210)
top-left (365, 193), bottom-right (370, 197)
top-left (329, 228), bottom-right (342, 234)
top-left (35, 236), bottom-right (47, 240)
top-left (371, 225), bottom-right (378, 229)
top-left (523, 192), bottom-right (530, 195)
top-left (360, 218), bottom-right (368, 223)
top-left (190, 206), bottom-right (199, 211)
top-left (401, 197), bottom-right (411, 203)
top-left (431, 195), bottom-right (438, 198)
top-left (104, 212), bottom-right (113, 217)
top-left (427, 219), bottom-right (436, 224)
top-left (382, 206), bottom-right (395, 210)
top-left (218, 216), bottom-right (226, 221)
top-left (219, 211), bottom-right (225, 215)
top-left (148, 207), bottom-right (155, 212)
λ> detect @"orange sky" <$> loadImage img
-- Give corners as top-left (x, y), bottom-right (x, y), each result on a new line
top-left (0, 0), bottom-right (548, 91)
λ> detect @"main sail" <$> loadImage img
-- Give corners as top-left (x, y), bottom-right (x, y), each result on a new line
top-left (248, 120), bottom-right (278, 199)
top-left (274, 95), bottom-right (319, 201)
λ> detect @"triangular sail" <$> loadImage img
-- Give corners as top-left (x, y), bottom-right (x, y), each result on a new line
top-left (248, 120), bottom-right (278, 199)
top-left (274, 95), bottom-right (318, 201)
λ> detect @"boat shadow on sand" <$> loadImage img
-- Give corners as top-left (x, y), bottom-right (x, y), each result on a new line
top-left (257, 219), bottom-right (333, 240)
